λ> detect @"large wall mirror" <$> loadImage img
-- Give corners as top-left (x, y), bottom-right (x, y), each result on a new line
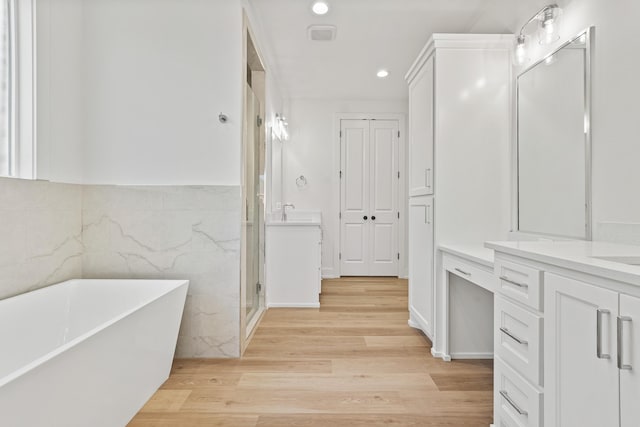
top-left (270, 127), bottom-right (284, 212)
top-left (516, 27), bottom-right (593, 239)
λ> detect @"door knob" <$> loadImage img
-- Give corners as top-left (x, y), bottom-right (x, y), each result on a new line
top-left (363, 216), bottom-right (368, 220)
top-left (371, 216), bottom-right (376, 220)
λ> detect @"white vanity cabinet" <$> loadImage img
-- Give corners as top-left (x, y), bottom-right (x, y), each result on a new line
top-left (265, 217), bottom-right (322, 308)
top-left (487, 241), bottom-right (640, 427)
top-left (492, 256), bottom-right (545, 427)
top-left (620, 294), bottom-right (640, 426)
top-left (544, 273), bottom-right (620, 427)
top-left (405, 34), bottom-right (512, 341)
top-left (408, 196), bottom-right (434, 336)
top-left (545, 273), bottom-right (640, 427)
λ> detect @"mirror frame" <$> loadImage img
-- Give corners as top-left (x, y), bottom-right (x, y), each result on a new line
top-left (268, 126), bottom-right (284, 213)
top-left (513, 26), bottom-right (595, 240)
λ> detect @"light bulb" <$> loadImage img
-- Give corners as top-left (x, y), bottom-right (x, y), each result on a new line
top-left (538, 6), bottom-right (561, 45)
top-left (377, 69), bottom-right (389, 78)
top-left (541, 20), bottom-right (555, 44)
top-left (514, 35), bottom-right (527, 66)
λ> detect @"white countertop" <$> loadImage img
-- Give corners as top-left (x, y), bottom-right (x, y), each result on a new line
top-left (438, 243), bottom-right (494, 268)
top-left (486, 240), bottom-right (640, 286)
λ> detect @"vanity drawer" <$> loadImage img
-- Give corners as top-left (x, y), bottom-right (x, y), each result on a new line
top-left (495, 296), bottom-right (543, 386)
top-left (494, 357), bottom-right (542, 427)
top-left (495, 258), bottom-right (543, 311)
top-left (443, 254), bottom-right (494, 293)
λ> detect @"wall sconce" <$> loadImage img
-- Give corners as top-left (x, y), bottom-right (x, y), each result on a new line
top-left (514, 4), bottom-right (562, 65)
top-left (538, 5), bottom-right (561, 45)
top-left (276, 114), bottom-right (289, 141)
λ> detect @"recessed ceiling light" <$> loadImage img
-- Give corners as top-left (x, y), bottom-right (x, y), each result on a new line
top-left (312, 1), bottom-right (329, 15)
top-left (377, 69), bottom-right (389, 78)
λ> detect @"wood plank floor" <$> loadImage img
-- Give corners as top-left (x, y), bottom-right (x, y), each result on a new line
top-left (129, 277), bottom-right (493, 426)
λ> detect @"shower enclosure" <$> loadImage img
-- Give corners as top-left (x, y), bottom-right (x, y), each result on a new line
top-left (241, 26), bottom-right (266, 347)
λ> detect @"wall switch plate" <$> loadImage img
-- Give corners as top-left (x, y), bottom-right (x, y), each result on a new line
top-left (276, 202), bottom-right (282, 210)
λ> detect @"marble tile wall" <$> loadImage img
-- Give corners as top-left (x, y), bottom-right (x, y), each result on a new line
top-left (0, 178), bottom-right (83, 300)
top-left (81, 185), bottom-right (242, 358)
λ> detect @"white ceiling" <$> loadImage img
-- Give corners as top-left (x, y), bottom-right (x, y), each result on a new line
top-left (249, 0), bottom-right (527, 100)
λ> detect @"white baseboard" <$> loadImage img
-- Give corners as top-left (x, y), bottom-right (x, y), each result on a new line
top-left (408, 308), bottom-right (433, 340)
top-left (430, 347), bottom-right (452, 362)
top-left (449, 352), bottom-right (494, 360)
top-left (322, 267), bottom-right (338, 279)
top-left (267, 302), bottom-right (320, 308)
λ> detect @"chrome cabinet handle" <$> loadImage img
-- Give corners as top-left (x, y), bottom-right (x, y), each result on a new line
top-left (618, 316), bottom-right (633, 370)
top-left (500, 327), bottom-right (528, 345)
top-left (423, 205), bottom-right (432, 224)
top-left (454, 268), bottom-right (471, 277)
top-left (425, 168), bottom-right (431, 189)
top-left (597, 309), bottom-right (611, 359)
top-left (499, 276), bottom-right (528, 288)
top-left (499, 390), bottom-right (528, 416)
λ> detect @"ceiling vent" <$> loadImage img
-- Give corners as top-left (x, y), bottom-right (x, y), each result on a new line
top-left (308, 25), bottom-right (337, 41)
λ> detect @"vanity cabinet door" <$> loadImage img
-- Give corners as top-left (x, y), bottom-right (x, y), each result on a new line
top-left (544, 273), bottom-right (619, 427)
top-left (408, 56), bottom-right (434, 197)
top-left (620, 294), bottom-right (640, 427)
top-left (408, 196), bottom-right (434, 337)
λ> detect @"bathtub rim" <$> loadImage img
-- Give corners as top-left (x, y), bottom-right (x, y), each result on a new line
top-left (0, 278), bottom-right (189, 389)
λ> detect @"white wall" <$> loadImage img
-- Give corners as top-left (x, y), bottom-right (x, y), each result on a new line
top-left (284, 98), bottom-right (408, 278)
top-left (474, 0), bottom-right (640, 243)
top-left (36, 0), bottom-right (85, 183)
top-left (82, 0), bottom-right (243, 185)
top-left (36, 0), bottom-right (287, 188)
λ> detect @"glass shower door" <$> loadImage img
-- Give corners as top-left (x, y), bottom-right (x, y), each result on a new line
top-left (244, 84), bottom-right (262, 326)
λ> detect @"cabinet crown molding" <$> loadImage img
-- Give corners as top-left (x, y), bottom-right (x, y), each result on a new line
top-left (405, 34), bottom-right (514, 84)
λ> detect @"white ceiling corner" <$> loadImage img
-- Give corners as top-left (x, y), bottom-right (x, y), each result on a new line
top-left (249, 0), bottom-right (521, 100)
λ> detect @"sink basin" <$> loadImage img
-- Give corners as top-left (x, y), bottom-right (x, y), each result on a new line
top-left (591, 256), bottom-right (640, 266)
top-left (267, 211), bottom-right (322, 226)
top-left (284, 218), bottom-right (314, 223)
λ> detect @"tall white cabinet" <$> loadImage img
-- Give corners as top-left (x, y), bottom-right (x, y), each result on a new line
top-left (408, 57), bottom-right (434, 197)
top-left (408, 196), bottom-right (434, 335)
top-left (405, 34), bottom-right (512, 342)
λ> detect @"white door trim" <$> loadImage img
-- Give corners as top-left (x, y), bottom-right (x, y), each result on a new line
top-left (331, 113), bottom-right (407, 279)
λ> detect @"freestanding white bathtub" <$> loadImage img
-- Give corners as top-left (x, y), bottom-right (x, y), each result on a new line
top-left (0, 279), bottom-right (189, 427)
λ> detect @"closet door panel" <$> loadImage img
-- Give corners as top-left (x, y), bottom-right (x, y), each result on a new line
top-left (369, 120), bottom-right (399, 276)
top-left (340, 120), bottom-right (370, 275)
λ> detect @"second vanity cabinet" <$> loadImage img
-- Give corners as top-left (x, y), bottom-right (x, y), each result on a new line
top-left (493, 256), bottom-right (544, 427)
top-left (488, 241), bottom-right (640, 427)
top-left (545, 273), bottom-right (640, 427)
